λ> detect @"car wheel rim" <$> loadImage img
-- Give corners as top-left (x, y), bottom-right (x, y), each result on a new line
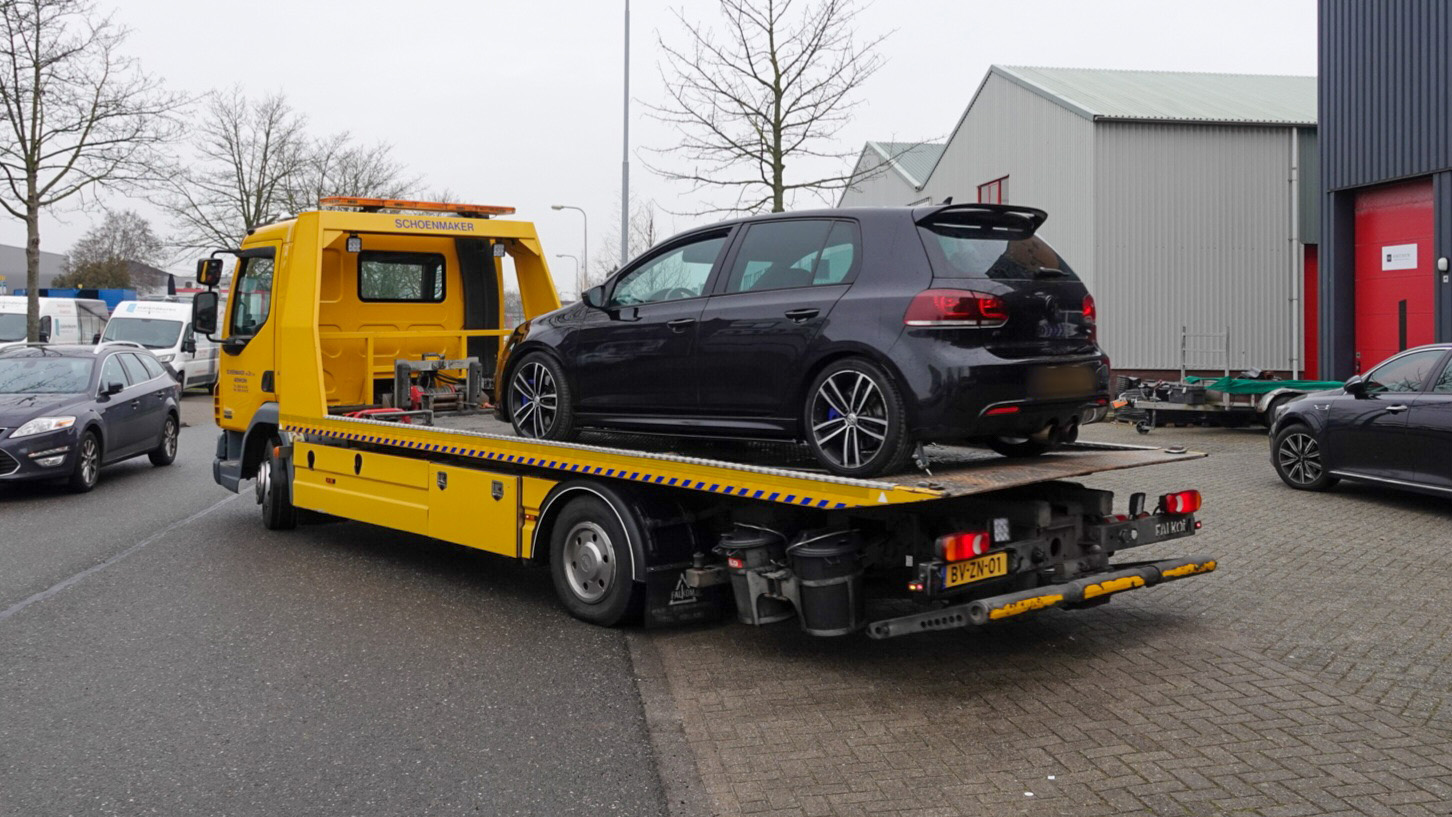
top-left (164, 419), bottom-right (178, 457)
top-left (811, 370), bottom-right (888, 469)
top-left (511, 362), bottom-right (558, 438)
top-left (1278, 432), bottom-right (1323, 485)
top-left (80, 437), bottom-right (98, 485)
top-left (563, 521), bottom-right (614, 604)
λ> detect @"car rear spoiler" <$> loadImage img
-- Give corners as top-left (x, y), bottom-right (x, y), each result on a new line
top-left (913, 203), bottom-right (1048, 236)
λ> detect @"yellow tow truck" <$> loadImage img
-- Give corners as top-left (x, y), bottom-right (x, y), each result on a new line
top-left (190, 198), bottom-right (1215, 638)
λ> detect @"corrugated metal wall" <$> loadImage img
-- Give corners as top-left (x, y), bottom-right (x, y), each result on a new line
top-left (921, 75), bottom-right (1098, 288)
top-left (1095, 123), bottom-right (1298, 371)
top-left (1319, 0), bottom-right (1452, 377)
top-left (837, 149), bottom-right (924, 208)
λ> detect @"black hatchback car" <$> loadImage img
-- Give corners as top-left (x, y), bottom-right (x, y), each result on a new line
top-left (498, 204), bottom-right (1108, 476)
top-left (1270, 343), bottom-right (1452, 496)
top-left (0, 344), bottom-right (180, 492)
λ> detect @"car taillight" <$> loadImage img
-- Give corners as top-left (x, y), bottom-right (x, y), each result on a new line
top-left (935, 531), bottom-right (991, 562)
top-left (904, 289), bottom-right (1008, 328)
top-left (1161, 490), bottom-right (1202, 514)
top-left (1082, 294), bottom-right (1097, 341)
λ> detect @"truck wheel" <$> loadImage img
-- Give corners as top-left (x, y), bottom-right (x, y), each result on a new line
top-left (149, 414), bottom-right (179, 466)
top-left (1272, 424), bottom-right (1338, 492)
top-left (549, 495), bottom-right (642, 626)
top-left (804, 358), bottom-right (913, 477)
top-left (259, 442), bottom-right (297, 530)
top-left (67, 430), bottom-right (101, 493)
top-left (507, 353), bottom-right (575, 441)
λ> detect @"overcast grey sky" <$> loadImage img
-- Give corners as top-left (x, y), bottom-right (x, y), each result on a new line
top-left (0, 0), bottom-right (1316, 285)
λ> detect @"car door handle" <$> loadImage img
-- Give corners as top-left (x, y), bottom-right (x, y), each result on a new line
top-left (666, 318), bottom-right (696, 332)
top-left (1384, 404), bottom-right (1409, 413)
top-left (130, 400), bottom-right (141, 409)
top-left (785, 308), bottom-right (819, 322)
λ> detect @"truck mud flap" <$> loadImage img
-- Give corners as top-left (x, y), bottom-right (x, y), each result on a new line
top-left (865, 556), bottom-right (1216, 639)
top-left (644, 563), bottom-right (728, 628)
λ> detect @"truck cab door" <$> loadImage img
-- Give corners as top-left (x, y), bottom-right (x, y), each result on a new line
top-left (219, 246), bottom-right (280, 424)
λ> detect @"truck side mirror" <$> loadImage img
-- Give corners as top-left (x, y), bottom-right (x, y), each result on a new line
top-left (37, 315), bottom-right (51, 343)
top-left (196, 258), bottom-right (223, 287)
top-left (192, 291), bottom-right (219, 336)
top-left (582, 285), bottom-right (606, 308)
top-left (181, 333), bottom-right (197, 355)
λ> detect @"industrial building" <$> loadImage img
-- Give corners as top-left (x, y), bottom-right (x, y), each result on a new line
top-left (841, 65), bottom-right (1319, 376)
top-left (1318, 0), bottom-right (1452, 378)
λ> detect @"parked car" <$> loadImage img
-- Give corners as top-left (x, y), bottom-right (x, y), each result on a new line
top-left (0, 343), bottom-right (180, 492)
top-left (100, 300), bottom-right (219, 390)
top-left (1270, 343), bottom-right (1452, 496)
top-left (496, 204), bottom-right (1109, 476)
top-left (0, 295), bottom-right (109, 350)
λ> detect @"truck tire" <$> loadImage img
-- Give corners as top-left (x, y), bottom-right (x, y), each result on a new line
top-left (506, 352), bottom-right (576, 441)
top-left (548, 494), bottom-right (643, 626)
top-left (259, 441), bottom-right (297, 530)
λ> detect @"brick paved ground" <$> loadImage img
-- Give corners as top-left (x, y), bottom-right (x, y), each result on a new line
top-left (635, 421), bottom-right (1452, 816)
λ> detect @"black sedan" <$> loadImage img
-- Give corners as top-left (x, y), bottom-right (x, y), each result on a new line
top-left (1270, 343), bottom-right (1452, 496)
top-left (497, 204), bottom-right (1108, 477)
top-left (0, 344), bottom-right (180, 493)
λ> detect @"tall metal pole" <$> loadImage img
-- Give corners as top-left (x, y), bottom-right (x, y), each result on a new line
top-left (621, 0), bottom-right (630, 266)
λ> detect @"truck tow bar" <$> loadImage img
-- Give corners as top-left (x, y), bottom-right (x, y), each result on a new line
top-left (865, 556), bottom-right (1217, 639)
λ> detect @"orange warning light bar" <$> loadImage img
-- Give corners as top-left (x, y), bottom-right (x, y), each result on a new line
top-left (319, 196), bottom-right (516, 217)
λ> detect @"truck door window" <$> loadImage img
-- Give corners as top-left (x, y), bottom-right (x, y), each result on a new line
top-left (230, 256), bottom-right (276, 338)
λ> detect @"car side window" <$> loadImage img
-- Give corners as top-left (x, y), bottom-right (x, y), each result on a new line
top-left (99, 355), bottom-right (130, 390)
top-left (119, 353), bottom-right (150, 385)
top-left (724, 220), bottom-right (847, 294)
top-left (610, 234), bottom-right (727, 306)
top-left (1431, 356), bottom-right (1452, 393)
top-left (1364, 349), bottom-right (1442, 394)
top-left (137, 354), bottom-right (167, 380)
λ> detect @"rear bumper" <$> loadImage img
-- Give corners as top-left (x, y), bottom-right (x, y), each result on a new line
top-left (866, 556), bottom-right (1217, 639)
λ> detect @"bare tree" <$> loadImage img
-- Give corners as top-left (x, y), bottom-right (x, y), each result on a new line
top-left (53, 208), bottom-right (160, 288)
top-left (156, 88), bottom-right (308, 253)
top-left (280, 131), bottom-right (417, 215)
top-left (648, 0), bottom-right (887, 215)
top-left (0, 0), bottom-right (183, 340)
top-left (592, 198), bottom-right (660, 282)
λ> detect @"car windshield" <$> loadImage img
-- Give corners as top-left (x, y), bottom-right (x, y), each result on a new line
top-left (0, 313), bottom-right (25, 342)
top-left (101, 317), bottom-right (183, 349)
top-left (0, 357), bottom-right (92, 393)
top-left (918, 224), bottom-right (1079, 281)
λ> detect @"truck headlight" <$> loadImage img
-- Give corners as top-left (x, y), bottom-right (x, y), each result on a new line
top-left (11, 416), bottom-right (76, 438)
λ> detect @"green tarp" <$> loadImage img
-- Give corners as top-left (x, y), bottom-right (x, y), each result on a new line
top-left (1183, 376), bottom-right (1345, 395)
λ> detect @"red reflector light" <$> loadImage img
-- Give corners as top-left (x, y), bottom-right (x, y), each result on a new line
top-left (905, 289), bottom-right (1008, 328)
top-left (727, 557), bottom-right (745, 569)
top-left (935, 531), bottom-right (991, 562)
top-left (1161, 490), bottom-right (1202, 514)
top-left (985, 405), bottom-right (1020, 416)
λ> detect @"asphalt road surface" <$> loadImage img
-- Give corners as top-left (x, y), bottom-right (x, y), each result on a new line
top-left (0, 395), bottom-right (667, 817)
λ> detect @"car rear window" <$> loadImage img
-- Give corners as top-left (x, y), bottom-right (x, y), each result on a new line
top-left (918, 222), bottom-right (1078, 281)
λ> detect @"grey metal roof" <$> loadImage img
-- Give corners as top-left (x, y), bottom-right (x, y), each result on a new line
top-left (994, 65), bottom-right (1317, 126)
top-left (866, 141), bottom-right (946, 188)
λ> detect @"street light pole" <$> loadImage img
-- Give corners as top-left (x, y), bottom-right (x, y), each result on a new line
top-left (550, 204), bottom-right (588, 296)
top-left (554, 253), bottom-right (580, 290)
top-left (621, 0), bottom-right (630, 266)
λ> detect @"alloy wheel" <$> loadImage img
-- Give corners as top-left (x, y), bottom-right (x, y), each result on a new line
top-left (511, 361), bottom-right (559, 438)
top-left (1277, 432), bottom-right (1324, 486)
top-left (79, 435), bottom-right (99, 486)
top-left (562, 520), bottom-right (615, 603)
top-left (163, 418), bottom-right (178, 458)
top-left (810, 370), bottom-right (889, 470)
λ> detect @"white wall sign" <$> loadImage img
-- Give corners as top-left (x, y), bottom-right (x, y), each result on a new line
top-left (1382, 243), bottom-right (1418, 271)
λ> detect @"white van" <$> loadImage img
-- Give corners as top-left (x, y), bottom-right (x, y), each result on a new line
top-left (0, 295), bottom-right (109, 349)
top-left (100, 300), bottom-right (219, 390)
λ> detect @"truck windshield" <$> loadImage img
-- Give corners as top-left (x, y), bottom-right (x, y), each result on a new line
top-left (0, 313), bottom-right (25, 342)
top-left (102, 317), bottom-right (183, 349)
top-left (0, 357), bottom-right (92, 393)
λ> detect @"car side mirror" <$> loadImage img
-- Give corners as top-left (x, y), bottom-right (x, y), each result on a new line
top-left (91, 332), bottom-right (101, 344)
top-left (582, 285), bottom-right (606, 308)
top-left (102, 380), bottom-right (125, 397)
top-left (192, 291), bottom-right (219, 336)
top-left (37, 315), bottom-right (51, 343)
top-left (196, 257), bottom-right (223, 287)
top-left (1343, 375), bottom-right (1367, 397)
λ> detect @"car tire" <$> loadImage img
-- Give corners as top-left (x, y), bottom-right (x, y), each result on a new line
top-left (1272, 424), bottom-right (1338, 491)
top-left (506, 352), bottom-right (576, 441)
top-left (548, 495), bottom-right (642, 626)
top-left (803, 358), bottom-right (913, 477)
top-left (986, 435), bottom-right (1054, 458)
top-left (67, 430), bottom-right (101, 493)
top-left (260, 441), bottom-right (298, 530)
top-left (149, 414), bottom-right (179, 466)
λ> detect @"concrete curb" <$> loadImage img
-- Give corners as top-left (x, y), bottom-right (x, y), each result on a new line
top-left (626, 631), bottom-right (714, 817)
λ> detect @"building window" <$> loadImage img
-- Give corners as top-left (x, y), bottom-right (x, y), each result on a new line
top-left (977, 176), bottom-right (1008, 204)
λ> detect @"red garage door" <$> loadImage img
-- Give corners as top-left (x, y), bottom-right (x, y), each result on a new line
top-left (1354, 179), bottom-right (1435, 372)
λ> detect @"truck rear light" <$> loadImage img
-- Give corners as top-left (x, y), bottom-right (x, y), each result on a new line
top-left (1161, 490), bottom-right (1202, 514)
top-left (936, 531), bottom-right (991, 562)
top-left (904, 289), bottom-right (1008, 328)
